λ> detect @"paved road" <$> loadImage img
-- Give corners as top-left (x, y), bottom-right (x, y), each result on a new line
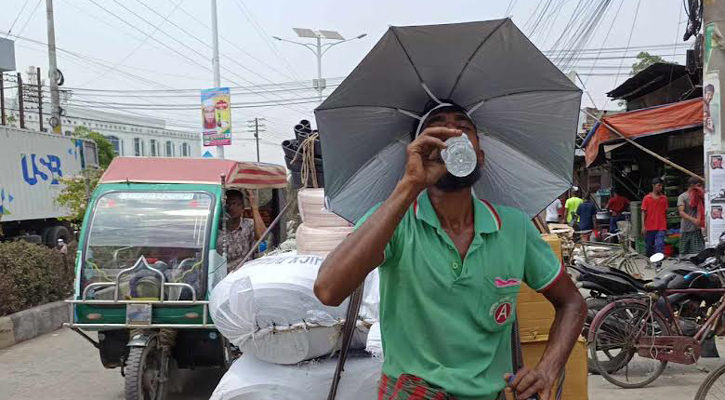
top-left (1, 326), bottom-right (724, 399)
top-left (0, 328), bottom-right (224, 400)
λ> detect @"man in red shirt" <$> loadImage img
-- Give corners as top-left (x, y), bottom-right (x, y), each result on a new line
top-left (607, 188), bottom-right (630, 233)
top-left (642, 178), bottom-right (668, 269)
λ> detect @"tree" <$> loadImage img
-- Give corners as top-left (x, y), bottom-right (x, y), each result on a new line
top-left (55, 168), bottom-right (103, 225)
top-left (630, 51), bottom-right (675, 76)
top-left (73, 126), bottom-right (116, 168)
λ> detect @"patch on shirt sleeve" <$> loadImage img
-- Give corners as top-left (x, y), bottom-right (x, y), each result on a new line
top-left (493, 277), bottom-right (521, 288)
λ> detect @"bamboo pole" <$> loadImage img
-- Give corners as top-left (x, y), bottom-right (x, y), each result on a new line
top-left (582, 109), bottom-right (704, 182)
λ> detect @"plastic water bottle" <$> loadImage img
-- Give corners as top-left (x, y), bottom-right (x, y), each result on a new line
top-left (441, 135), bottom-right (477, 177)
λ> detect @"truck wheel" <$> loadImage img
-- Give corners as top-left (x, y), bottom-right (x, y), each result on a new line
top-left (43, 225), bottom-right (70, 248)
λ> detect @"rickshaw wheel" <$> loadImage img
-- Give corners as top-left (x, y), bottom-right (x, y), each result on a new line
top-left (124, 336), bottom-right (169, 400)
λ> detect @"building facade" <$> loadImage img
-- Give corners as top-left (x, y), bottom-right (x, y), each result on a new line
top-left (6, 104), bottom-right (200, 158)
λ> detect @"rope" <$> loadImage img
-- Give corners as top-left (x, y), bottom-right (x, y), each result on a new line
top-left (292, 132), bottom-right (320, 188)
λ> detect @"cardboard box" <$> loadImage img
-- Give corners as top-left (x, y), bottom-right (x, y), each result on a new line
top-left (506, 336), bottom-right (588, 400)
top-left (516, 234), bottom-right (562, 341)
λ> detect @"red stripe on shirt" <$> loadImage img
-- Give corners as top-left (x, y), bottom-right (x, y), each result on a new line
top-left (539, 263), bottom-right (566, 292)
top-left (481, 199), bottom-right (502, 230)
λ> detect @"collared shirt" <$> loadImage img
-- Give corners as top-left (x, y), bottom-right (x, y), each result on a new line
top-left (356, 190), bottom-right (562, 400)
top-left (218, 218), bottom-right (255, 269)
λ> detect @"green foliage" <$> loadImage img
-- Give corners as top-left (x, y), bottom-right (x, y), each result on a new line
top-left (73, 126), bottom-right (116, 169)
top-left (630, 51), bottom-right (676, 76)
top-left (55, 168), bottom-right (103, 224)
top-left (0, 241), bottom-right (75, 316)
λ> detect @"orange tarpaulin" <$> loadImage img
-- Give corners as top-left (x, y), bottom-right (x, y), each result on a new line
top-left (584, 98), bottom-right (703, 166)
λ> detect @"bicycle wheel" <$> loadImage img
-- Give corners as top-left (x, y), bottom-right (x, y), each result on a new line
top-left (589, 299), bottom-right (670, 388)
top-left (696, 362), bottom-right (725, 400)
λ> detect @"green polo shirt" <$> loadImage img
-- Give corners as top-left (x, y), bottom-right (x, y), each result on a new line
top-left (356, 190), bottom-right (562, 400)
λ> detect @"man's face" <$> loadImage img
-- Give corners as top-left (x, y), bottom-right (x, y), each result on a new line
top-left (653, 183), bottom-right (663, 194)
top-left (706, 91), bottom-right (714, 103)
top-left (422, 110), bottom-right (484, 191)
top-left (226, 195), bottom-right (244, 218)
top-left (203, 107), bottom-right (216, 123)
top-left (714, 208), bottom-right (723, 219)
top-left (715, 158), bottom-right (723, 169)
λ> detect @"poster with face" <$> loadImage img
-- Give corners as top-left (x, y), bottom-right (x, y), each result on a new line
top-left (708, 153), bottom-right (725, 244)
top-left (201, 87), bottom-right (232, 147)
top-left (704, 72), bottom-right (720, 152)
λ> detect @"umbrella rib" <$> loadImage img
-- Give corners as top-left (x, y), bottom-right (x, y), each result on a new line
top-left (464, 88), bottom-right (580, 110)
top-left (314, 104), bottom-right (420, 114)
top-left (389, 26), bottom-right (426, 90)
top-left (447, 19), bottom-right (509, 100)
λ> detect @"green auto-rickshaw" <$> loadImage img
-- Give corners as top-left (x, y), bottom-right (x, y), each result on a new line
top-left (66, 157), bottom-right (289, 400)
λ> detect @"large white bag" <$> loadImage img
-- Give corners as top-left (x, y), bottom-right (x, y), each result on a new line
top-left (296, 224), bottom-right (353, 257)
top-left (298, 189), bottom-right (351, 228)
top-left (210, 352), bottom-right (382, 400)
top-left (210, 253), bottom-right (379, 365)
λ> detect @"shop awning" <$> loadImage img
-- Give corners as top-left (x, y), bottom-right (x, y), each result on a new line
top-left (583, 98), bottom-right (703, 166)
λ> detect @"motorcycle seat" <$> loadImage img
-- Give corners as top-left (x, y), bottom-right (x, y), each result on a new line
top-left (644, 274), bottom-right (677, 292)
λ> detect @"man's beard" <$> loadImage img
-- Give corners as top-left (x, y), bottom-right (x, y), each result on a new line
top-left (434, 166), bottom-right (482, 192)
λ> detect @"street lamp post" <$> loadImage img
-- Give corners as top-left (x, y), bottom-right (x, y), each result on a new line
top-left (273, 29), bottom-right (366, 103)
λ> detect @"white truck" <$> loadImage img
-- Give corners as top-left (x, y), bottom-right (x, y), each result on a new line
top-left (0, 126), bottom-right (98, 246)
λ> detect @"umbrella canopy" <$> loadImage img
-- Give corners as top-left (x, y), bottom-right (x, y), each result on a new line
top-left (315, 19), bottom-right (582, 223)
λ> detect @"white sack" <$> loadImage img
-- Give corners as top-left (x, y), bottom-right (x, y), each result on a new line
top-left (365, 321), bottom-right (383, 358)
top-left (298, 188), bottom-right (352, 228)
top-left (296, 224), bottom-right (353, 257)
top-left (210, 352), bottom-right (382, 400)
top-left (210, 253), bottom-right (379, 365)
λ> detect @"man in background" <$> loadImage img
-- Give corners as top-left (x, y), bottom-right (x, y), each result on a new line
top-left (218, 189), bottom-right (267, 270)
top-left (642, 178), bottom-right (668, 270)
top-left (607, 188), bottom-right (630, 234)
top-left (565, 188), bottom-right (583, 226)
top-left (678, 177), bottom-right (705, 256)
top-left (576, 194), bottom-right (597, 240)
top-left (545, 197), bottom-right (563, 225)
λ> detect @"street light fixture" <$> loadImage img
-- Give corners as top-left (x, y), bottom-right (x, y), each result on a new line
top-left (273, 28), bottom-right (367, 103)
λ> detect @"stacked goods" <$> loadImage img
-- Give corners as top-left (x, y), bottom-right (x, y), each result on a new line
top-left (210, 351), bottom-right (382, 400)
top-left (514, 234), bottom-right (588, 399)
top-left (283, 119), bottom-right (324, 189)
top-left (296, 189), bottom-right (353, 258)
top-left (209, 253), bottom-right (379, 365)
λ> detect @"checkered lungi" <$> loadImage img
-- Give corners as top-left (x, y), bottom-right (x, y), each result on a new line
top-left (377, 374), bottom-right (507, 400)
top-left (378, 374), bottom-right (456, 400)
top-left (680, 230), bottom-right (705, 256)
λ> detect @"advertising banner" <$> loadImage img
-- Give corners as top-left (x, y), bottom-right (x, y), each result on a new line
top-left (709, 153), bottom-right (725, 244)
top-left (201, 87), bottom-right (232, 146)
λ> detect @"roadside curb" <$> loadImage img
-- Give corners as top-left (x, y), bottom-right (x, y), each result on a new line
top-left (0, 301), bottom-right (69, 350)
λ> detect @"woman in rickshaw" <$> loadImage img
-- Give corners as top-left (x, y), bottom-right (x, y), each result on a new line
top-left (219, 189), bottom-right (267, 271)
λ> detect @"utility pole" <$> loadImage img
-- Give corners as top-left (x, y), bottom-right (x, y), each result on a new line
top-left (0, 74), bottom-right (5, 126)
top-left (17, 73), bottom-right (25, 129)
top-left (247, 118), bottom-right (265, 162)
top-left (210, 0), bottom-right (224, 159)
top-left (45, 0), bottom-right (62, 135)
top-left (37, 67), bottom-right (43, 132)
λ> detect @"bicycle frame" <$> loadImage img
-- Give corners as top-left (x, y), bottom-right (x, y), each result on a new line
top-left (589, 288), bottom-right (725, 366)
top-left (657, 287), bottom-right (725, 343)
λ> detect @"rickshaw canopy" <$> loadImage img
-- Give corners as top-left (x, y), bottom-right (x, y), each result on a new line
top-left (100, 157), bottom-right (288, 189)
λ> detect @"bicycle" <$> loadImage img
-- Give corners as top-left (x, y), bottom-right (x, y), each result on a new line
top-left (695, 361), bottom-right (725, 400)
top-left (587, 264), bottom-right (725, 389)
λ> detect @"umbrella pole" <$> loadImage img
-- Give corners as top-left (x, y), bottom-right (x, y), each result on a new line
top-left (581, 109), bottom-right (704, 182)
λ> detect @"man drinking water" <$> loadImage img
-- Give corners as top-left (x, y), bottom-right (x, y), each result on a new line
top-left (314, 101), bottom-right (586, 400)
